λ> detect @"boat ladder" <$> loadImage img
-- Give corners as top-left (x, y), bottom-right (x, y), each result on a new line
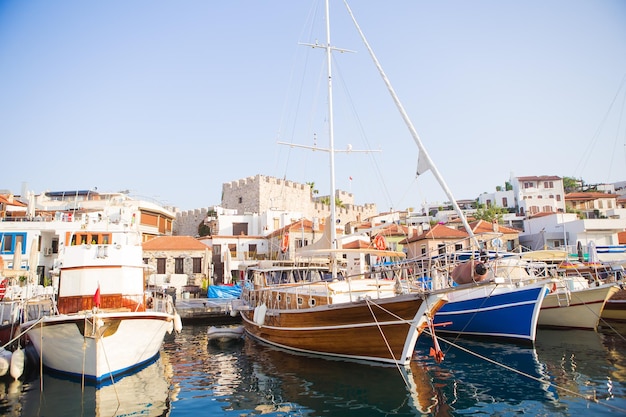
top-left (554, 282), bottom-right (571, 307)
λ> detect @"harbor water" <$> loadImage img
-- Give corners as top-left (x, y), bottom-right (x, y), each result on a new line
top-left (2, 321), bottom-right (625, 416)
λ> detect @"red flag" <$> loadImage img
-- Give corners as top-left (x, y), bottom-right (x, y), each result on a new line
top-left (93, 284), bottom-right (101, 308)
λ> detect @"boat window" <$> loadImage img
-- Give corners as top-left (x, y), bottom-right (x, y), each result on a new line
top-left (308, 298), bottom-right (316, 307)
top-left (297, 297), bottom-right (304, 306)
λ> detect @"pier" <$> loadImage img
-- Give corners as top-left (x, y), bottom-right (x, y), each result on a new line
top-left (174, 297), bottom-right (241, 323)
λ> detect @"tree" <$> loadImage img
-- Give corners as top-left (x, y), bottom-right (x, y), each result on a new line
top-left (198, 222), bottom-right (211, 237)
top-left (306, 182), bottom-right (319, 198)
top-left (319, 196), bottom-right (344, 208)
top-left (563, 177), bottom-right (580, 193)
top-left (473, 204), bottom-right (507, 223)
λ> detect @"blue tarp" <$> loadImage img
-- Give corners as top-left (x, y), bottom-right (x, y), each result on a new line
top-left (208, 284), bottom-right (242, 299)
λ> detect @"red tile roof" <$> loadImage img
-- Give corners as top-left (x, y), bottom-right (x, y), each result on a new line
top-left (401, 223), bottom-right (468, 244)
top-left (143, 236), bottom-right (210, 251)
top-left (0, 195), bottom-right (26, 207)
top-left (469, 219), bottom-right (520, 234)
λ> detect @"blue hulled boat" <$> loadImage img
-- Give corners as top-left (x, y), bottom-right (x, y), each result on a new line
top-left (433, 279), bottom-right (550, 342)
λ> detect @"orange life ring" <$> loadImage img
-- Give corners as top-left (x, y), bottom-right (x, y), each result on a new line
top-left (280, 233), bottom-right (289, 253)
top-left (374, 235), bottom-right (386, 250)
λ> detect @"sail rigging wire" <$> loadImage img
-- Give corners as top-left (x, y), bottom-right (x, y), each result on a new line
top-left (342, 0), bottom-right (480, 250)
top-left (330, 57), bottom-right (396, 210)
top-left (573, 70), bottom-right (626, 181)
top-left (274, 2), bottom-right (325, 195)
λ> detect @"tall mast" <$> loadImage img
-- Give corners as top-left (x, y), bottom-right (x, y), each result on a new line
top-left (324, 0), bottom-right (339, 275)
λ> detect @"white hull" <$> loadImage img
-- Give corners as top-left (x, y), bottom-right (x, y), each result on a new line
top-left (23, 311), bottom-right (174, 382)
top-left (538, 283), bottom-right (619, 330)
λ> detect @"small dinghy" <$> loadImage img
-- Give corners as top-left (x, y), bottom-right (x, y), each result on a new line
top-left (207, 326), bottom-right (244, 344)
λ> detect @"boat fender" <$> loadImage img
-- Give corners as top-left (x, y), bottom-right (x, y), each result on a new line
top-left (0, 349), bottom-right (11, 377)
top-left (475, 262), bottom-right (487, 276)
top-left (253, 304), bottom-right (267, 326)
top-left (451, 261), bottom-right (488, 285)
top-left (174, 312), bottom-right (183, 333)
top-left (10, 348), bottom-right (24, 380)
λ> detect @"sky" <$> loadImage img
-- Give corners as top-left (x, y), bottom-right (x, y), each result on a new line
top-left (1, 0), bottom-right (625, 213)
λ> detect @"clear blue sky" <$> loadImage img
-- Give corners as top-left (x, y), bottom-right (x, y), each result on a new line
top-left (1, 0), bottom-right (625, 213)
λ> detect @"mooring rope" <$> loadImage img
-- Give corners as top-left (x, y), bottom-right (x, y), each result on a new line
top-left (364, 298), bottom-right (410, 388)
top-left (423, 328), bottom-right (626, 414)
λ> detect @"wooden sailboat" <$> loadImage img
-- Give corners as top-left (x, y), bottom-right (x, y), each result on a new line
top-left (237, 0), bottom-right (447, 367)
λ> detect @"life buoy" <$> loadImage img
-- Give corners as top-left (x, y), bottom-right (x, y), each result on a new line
top-left (280, 233), bottom-right (289, 253)
top-left (374, 235), bottom-right (386, 250)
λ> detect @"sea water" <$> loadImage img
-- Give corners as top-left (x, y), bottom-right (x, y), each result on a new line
top-left (3, 322), bottom-right (625, 416)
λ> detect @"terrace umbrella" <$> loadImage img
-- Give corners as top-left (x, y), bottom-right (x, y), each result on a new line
top-left (223, 249), bottom-right (232, 285)
top-left (587, 241), bottom-right (599, 264)
top-left (12, 241), bottom-right (22, 271)
top-left (28, 238), bottom-right (39, 285)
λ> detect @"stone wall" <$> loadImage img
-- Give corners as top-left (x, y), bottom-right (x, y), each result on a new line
top-left (173, 207), bottom-right (208, 237)
top-left (175, 175), bottom-right (378, 236)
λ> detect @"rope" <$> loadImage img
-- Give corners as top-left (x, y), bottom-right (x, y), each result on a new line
top-left (100, 331), bottom-right (121, 413)
top-left (423, 328), bottom-right (626, 414)
top-left (364, 298), bottom-right (408, 388)
top-left (1, 315), bottom-right (47, 350)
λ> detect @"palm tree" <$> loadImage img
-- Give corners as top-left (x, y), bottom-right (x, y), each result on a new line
top-left (306, 182), bottom-right (319, 198)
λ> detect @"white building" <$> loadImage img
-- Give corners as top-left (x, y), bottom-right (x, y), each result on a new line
top-left (511, 175), bottom-right (566, 216)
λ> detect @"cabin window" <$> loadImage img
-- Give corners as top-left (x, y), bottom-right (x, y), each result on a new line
top-left (286, 296), bottom-right (291, 305)
top-left (308, 298), bottom-right (316, 307)
top-left (297, 297), bottom-right (304, 306)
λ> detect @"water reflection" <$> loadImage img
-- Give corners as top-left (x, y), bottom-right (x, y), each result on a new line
top-left (3, 323), bottom-right (625, 417)
top-left (242, 339), bottom-right (451, 416)
top-left (414, 335), bottom-right (557, 414)
top-left (19, 357), bottom-right (171, 417)
top-left (536, 327), bottom-right (626, 402)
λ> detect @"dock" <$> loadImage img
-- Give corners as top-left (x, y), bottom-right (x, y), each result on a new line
top-left (174, 297), bottom-right (241, 324)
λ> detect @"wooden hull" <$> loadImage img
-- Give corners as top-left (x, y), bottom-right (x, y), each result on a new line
top-left (601, 288), bottom-right (626, 321)
top-left (22, 311), bottom-right (174, 384)
top-left (241, 292), bottom-right (445, 366)
top-left (539, 283), bottom-right (619, 329)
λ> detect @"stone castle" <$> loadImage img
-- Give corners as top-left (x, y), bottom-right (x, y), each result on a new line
top-left (175, 174), bottom-right (378, 236)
